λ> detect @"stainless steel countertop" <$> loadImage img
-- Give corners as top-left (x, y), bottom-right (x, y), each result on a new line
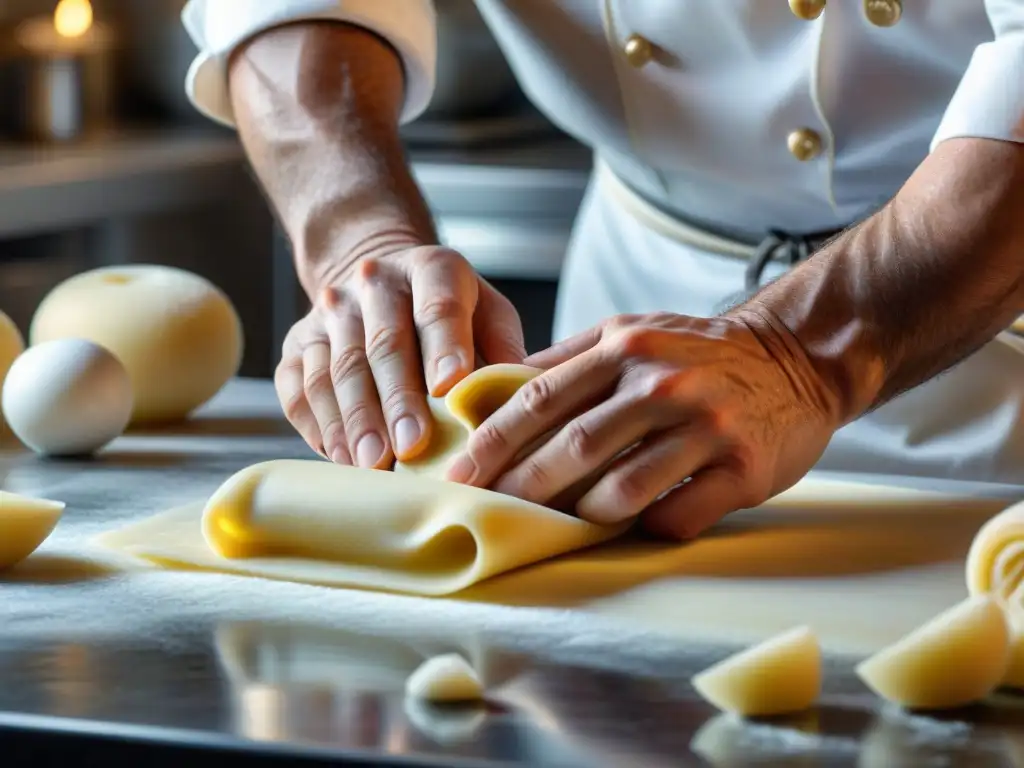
top-left (1, 379), bottom-right (1022, 767)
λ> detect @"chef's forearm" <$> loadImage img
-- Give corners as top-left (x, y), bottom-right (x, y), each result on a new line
top-left (738, 137), bottom-right (1024, 425)
top-left (227, 21), bottom-right (436, 296)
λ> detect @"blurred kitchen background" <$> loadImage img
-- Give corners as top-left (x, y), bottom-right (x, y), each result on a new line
top-left (0, 0), bottom-right (592, 377)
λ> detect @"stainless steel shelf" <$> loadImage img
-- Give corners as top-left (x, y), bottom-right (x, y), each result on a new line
top-left (0, 129), bottom-right (592, 240)
top-left (0, 129), bottom-right (248, 240)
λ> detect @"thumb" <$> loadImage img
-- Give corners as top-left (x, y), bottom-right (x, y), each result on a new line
top-left (473, 280), bottom-right (528, 365)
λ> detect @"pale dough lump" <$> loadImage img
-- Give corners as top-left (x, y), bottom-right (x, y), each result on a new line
top-left (855, 594), bottom-right (1011, 710)
top-left (0, 490), bottom-right (65, 570)
top-left (405, 654), bottom-right (484, 703)
top-left (691, 626), bottom-right (822, 717)
top-left (30, 264), bottom-right (243, 424)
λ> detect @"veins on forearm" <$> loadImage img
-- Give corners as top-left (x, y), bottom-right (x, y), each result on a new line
top-left (747, 138), bottom-right (1024, 424)
top-left (228, 22), bottom-right (437, 291)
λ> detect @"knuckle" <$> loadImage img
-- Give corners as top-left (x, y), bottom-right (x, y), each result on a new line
top-left (705, 405), bottom-right (739, 439)
top-left (610, 326), bottom-right (656, 359)
top-left (320, 417), bottom-right (346, 446)
top-left (330, 345), bottom-right (367, 386)
top-left (518, 376), bottom-right (557, 419)
top-left (413, 246), bottom-right (462, 270)
top-left (602, 313), bottom-right (637, 333)
top-left (610, 466), bottom-right (651, 507)
top-left (281, 391), bottom-right (309, 423)
top-left (638, 369), bottom-right (684, 404)
top-left (413, 295), bottom-right (466, 331)
top-left (356, 255), bottom-right (386, 282)
top-left (303, 366), bottom-right (333, 399)
top-left (341, 400), bottom-right (379, 436)
top-left (326, 295), bottom-right (360, 321)
top-left (364, 325), bottom-right (407, 364)
top-left (378, 383), bottom-right (419, 418)
top-left (273, 356), bottom-right (299, 385)
top-left (516, 458), bottom-right (552, 491)
top-left (726, 452), bottom-right (767, 507)
top-left (468, 419), bottom-right (509, 458)
top-left (563, 419), bottom-right (598, 463)
top-left (728, 437), bottom-right (757, 472)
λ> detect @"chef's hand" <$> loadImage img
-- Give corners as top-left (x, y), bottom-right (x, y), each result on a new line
top-left (444, 311), bottom-right (841, 539)
top-left (276, 246), bottom-right (527, 467)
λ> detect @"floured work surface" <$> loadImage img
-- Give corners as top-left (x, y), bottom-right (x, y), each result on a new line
top-left (96, 467), bottom-right (1014, 657)
top-left (92, 364), bottom-right (1024, 659)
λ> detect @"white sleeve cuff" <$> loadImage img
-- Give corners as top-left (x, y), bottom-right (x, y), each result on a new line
top-left (930, 32), bottom-right (1024, 152)
top-left (180, 0), bottom-right (436, 128)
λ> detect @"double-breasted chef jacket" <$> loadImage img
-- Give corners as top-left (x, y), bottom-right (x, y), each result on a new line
top-left (182, 0), bottom-right (1024, 487)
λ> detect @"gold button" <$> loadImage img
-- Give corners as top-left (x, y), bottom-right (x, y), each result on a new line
top-left (787, 128), bottom-right (823, 161)
top-left (789, 0), bottom-right (826, 20)
top-left (863, 0), bottom-right (902, 27)
top-left (623, 34), bottom-right (654, 68)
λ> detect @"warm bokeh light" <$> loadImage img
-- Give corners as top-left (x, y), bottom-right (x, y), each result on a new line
top-left (53, 0), bottom-right (93, 39)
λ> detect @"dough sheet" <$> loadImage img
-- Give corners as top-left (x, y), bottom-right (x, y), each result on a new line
top-left (92, 368), bottom-right (1023, 656)
top-left (96, 460), bottom-right (627, 596)
top-left (97, 365), bottom-right (627, 595)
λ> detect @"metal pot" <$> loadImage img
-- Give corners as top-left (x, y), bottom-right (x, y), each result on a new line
top-left (422, 0), bottom-right (524, 120)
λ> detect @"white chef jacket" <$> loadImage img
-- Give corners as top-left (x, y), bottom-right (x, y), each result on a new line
top-left (180, 0), bottom-right (1024, 487)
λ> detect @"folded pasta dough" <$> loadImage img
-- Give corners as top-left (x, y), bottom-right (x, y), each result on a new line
top-left (396, 363), bottom-right (543, 478)
top-left (965, 499), bottom-right (1024, 612)
top-left (96, 364), bottom-right (630, 595)
top-left (195, 458), bottom-right (625, 594)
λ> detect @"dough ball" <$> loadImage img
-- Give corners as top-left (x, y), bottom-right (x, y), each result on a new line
top-left (1, 338), bottom-right (133, 456)
top-left (30, 264), bottom-right (243, 424)
top-left (965, 499), bottom-right (1024, 604)
top-left (0, 310), bottom-right (25, 424)
top-left (855, 594), bottom-right (1011, 710)
top-left (1005, 615), bottom-right (1024, 690)
top-left (405, 654), bottom-right (484, 703)
top-left (690, 625), bottom-right (822, 717)
top-left (0, 490), bottom-right (65, 570)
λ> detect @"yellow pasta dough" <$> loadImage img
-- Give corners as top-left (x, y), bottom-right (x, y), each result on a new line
top-left (965, 499), bottom-right (1024, 611)
top-left (855, 595), bottom-right (1011, 709)
top-left (0, 490), bottom-right (65, 570)
top-left (97, 365), bottom-right (629, 594)
top-left (95, 361), bottom-right (1020, 668)
top-left (691, 626), bottom-right (822, 717)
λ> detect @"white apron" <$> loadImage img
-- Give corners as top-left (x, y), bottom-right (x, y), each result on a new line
top-left (554, 161), bottom-right (1024, 486)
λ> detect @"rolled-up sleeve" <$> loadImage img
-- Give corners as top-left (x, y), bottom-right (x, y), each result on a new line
top-left (930, 0), bottom-right (1024, 151)
top-left (180, 0), bottom-right (436, 128)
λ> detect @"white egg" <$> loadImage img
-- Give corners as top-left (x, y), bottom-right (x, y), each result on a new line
top-left (1, 338), bottom-right (133, 456)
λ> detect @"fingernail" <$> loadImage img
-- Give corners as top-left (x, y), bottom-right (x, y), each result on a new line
top-left (435, 354), bottom-right (463, 387)
top-left (355, 433), bottom-right (385, 468)
top-left (394, 416), bottom-right (422, 457)
top-left (446, 454), bottom-right (477, 485)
